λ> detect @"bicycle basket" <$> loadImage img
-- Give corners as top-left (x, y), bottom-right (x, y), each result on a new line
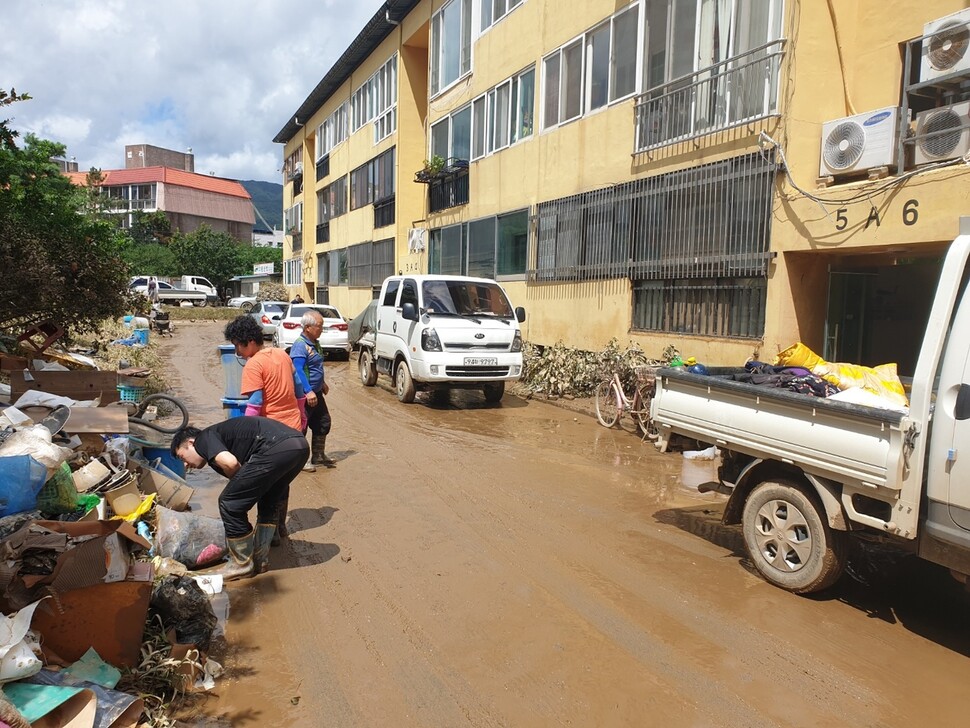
top-left (634, 365), bottom-right (660, 385)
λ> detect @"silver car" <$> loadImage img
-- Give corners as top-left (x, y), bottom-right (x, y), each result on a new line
top-left (249, 301), bottom-right (288, 339)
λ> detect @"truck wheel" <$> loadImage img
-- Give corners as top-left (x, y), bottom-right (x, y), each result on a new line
top-left (359, 349), bottom-right (378, 387)
top-left (196, 298), bottom-right (208, 308)
top-left (241, 302), bottom-right (254, 313)
top-left (395, 361), bottom-right (416, 403)
top-left (482, 382), bottom-right (505, 403)
top-left (741, 480), bottom-right (847, 594)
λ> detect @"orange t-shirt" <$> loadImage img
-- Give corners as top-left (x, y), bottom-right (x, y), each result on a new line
top-left (240, 348), bottom-right (302, 431)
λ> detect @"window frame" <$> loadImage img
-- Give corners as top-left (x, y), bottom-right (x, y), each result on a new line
top-left (350, 54), bottom-right (398, 143)
top-left (430, 0), bottom-right (473, 98)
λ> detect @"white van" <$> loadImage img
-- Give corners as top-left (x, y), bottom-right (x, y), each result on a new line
top-left (358, 275), bottom-right (526, 403)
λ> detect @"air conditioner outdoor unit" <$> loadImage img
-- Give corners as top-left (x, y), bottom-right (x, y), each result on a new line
top-left (407, 227), bottom-right (427, 253)
top-left (914, 101), bottom-right (970, 165)
top-left (819, 107), bottom-right (901, 177)
top-left (921, 9), bottom-right (970, 82)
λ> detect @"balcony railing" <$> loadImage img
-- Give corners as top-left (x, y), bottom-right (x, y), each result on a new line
top-left (634, 39), bottom-right (785, 153)
top-left (105, 199), bottom-right (157, 212)
top-left (429, 167), bottom-right (469, 213)
top-left (317, 222), bottom-right (329, 244)
top-left (374, 196), bottom-right (395, 228)
top-left (316, 154), bottom-right (329, 181)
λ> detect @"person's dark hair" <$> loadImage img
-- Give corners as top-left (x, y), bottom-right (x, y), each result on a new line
top-left (224, 315), bottom-right (263, 345)
top-left (170, 426), bottom-right (202, 457)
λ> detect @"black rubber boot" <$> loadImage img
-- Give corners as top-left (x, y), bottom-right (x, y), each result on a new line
top-left (272, 494), bottom-right (289, 547)
top-left (312, 435), bottom-right (336, 468)
top-left (253, 523), bottom-right (277, 575)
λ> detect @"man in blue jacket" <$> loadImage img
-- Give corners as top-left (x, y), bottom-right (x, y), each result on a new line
top-left (289, 309), bottom-right (336, 471)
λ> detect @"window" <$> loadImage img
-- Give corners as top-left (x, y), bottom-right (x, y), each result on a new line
top-left (633, 277), bottom-right (766, 338)
top-left (429, 209), bottom-right (529, 278)
top-left (350, 147), bottom-right (395, 210)
top-left (317, 176), bottom-right (347, 223)
top-left (382, 278), bottom-right (401, 306)
top-left (472, 96), bottom-right (487, 159)
top-left (429, 225), bottom-right (465, 274)
top-left (542, 3), bottom-right (643, 130)
top-left (284, 202), bottom-right (303, 233)
top-left (351, 55), bottom-right (397, 143)
top-left (284, 257), bottom-right (302, 286)
top-left (481, 0), bottom-right (524, 32)
top-left (488, 82), bottom-right (511, 153)
top-left (497, 210), bottom-right (529, 276)
top-left (467, 218), bottom-right (496, 278)
top-left (329, 249), bottom-right (349, 285)
top-left (317, 102), bottom-right (349, 158)
top-left (512, 68), bottom-right (535, 142)
top-left (400, 279), bottom-right (419, 308)
top-left (431, 0), bottom-right (472, 95)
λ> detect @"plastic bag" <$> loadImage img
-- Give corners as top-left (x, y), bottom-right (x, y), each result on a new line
top-left (0, 456), bottom-right (49, 517)
top-left (35, 463), bottom-right (78, 515)
top-left (0, 425), bottom-right (72, 471)
top-left (154, 506), bottom-right (227, 569)
top-left (149, 575), bottom-right (217, 651)
top-left (773, 342), bottom-right (825, 371)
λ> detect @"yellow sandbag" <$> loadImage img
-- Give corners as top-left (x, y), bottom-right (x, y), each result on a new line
top-left (812, 361), bottom-right (909, 408)
top-left (773, 342), bottom-right (824, 370)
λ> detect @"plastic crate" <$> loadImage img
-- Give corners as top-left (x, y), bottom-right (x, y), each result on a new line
top-left (117, 384), bottom-right (146, 403)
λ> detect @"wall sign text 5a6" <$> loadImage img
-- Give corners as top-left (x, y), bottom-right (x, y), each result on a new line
top-left (833, 199), bottom-right (919, 231)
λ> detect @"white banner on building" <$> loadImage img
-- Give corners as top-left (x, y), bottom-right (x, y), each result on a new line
top-left (253, 263), bottom-right (275, 275)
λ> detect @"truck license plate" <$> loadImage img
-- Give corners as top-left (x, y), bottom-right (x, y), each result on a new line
top-left (464, 357), bottom-right (498, 366)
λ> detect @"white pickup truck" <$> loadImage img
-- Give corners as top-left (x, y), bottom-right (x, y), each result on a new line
top-left (358, 274), bottom-right (526, 403)
top-left (650, 220), bottom-right (970, 594)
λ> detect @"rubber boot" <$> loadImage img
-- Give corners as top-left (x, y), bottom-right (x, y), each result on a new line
top-left (312, 435), bottom-right (336, 468)
top-left (271, 493), bottom-right (289, 547)
top-left (253, 523), bottom-right (277, 575)
top-left (210, 531), bottom-right (255, 582)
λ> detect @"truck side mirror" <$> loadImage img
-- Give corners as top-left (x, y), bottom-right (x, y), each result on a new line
top-left (402, 302), bottom-right (418, 322)
top-left (515, 306), bottom-right (526, 323)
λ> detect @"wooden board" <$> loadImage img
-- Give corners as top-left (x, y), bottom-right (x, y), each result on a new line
top-left (9, 370), bottom-right (119, 404)
top-left (63, 406), bottom-right (129, 434)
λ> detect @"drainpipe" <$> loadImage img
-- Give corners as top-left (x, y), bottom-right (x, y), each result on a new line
top-left (385, 9), bottom-right (399, 25)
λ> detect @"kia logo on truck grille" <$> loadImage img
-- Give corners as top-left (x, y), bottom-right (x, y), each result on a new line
top-left (475, 333), bottom-right (485, 339)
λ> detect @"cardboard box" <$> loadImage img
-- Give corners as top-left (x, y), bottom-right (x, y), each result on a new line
top-left (137, 467), bottom-right (194, 511)
top-left (25, 520), bottom-right (152, 594)
top-left (32, 561), bottom-right (154, 668)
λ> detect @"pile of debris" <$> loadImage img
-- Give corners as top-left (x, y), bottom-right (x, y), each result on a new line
top-left (0, 323), bottom-right (225, 727)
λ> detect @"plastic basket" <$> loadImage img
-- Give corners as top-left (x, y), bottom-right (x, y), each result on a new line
top-left (117, 384), bottom-right (146, 403)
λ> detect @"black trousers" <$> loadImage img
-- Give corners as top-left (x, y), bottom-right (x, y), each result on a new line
top-left (219, 437), bottom-right (309, 538)
top-left (306, 390), bottom-right (332, 437)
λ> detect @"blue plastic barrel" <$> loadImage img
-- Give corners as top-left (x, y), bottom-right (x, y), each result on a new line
top-left (222, 397), bottom-right (248, 419)
top-left (219, 345), bottom-right (245, 399)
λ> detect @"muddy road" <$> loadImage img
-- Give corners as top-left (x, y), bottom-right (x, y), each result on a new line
top-left (160, 322), bottom-right (970, 727)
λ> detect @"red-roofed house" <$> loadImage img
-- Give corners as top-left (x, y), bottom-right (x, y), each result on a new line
top-left (66, 165), bottom-right (255, 243)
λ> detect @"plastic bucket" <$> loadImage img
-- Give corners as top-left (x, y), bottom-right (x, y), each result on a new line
top-left (222, 397), bottom-right (248, 419)
top-left (219, 344), bottom-right (245, 399)
top-left (142, 445), bottom-right (185, 479)
top-left (132, 328), bottom-right (149, 346)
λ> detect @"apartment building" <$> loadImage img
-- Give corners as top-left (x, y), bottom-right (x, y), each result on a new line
top-left (277, 0), bottom-right (970, 372)
top-left (68, 159), bottom-right (254, 243)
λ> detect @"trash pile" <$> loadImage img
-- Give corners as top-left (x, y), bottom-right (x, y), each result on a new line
top-left (0, 324), bottom-right (226, 727)
top-left (675, 342), bottom-right (909, 412)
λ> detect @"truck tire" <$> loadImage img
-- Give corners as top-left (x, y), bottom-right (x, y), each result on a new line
top-left (741, 479), bottom-right (847, 594)
top-left (241, 301), bottom-right (255, 313)
top-left (395, 361), bottom-right (416, 403)
top-left (482, 382), bottom-right (505, 403)
top-left (359, 349), bottom-right (378, 387)
top-left (196, 298), bottom-right (208, 308)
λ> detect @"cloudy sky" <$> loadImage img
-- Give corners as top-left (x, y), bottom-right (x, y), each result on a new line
top-left (3, 0), bottom-right (386, 182)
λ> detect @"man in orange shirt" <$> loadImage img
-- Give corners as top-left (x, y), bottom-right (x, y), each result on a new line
top-left (225, 315), bottom-right (306, 548)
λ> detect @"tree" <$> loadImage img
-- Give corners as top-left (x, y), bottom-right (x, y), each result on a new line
top-left (169, 225), bottom-right (244, 290)
top-left (0, 92), bottom-right (131, 334)
top-left (129, 210), bottom-right (173, 246)
top-left (237, 243), bottom-right (282, 273)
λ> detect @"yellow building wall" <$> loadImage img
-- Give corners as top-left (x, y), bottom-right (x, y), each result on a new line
top-left (282, 0), bottom-right (970, 364)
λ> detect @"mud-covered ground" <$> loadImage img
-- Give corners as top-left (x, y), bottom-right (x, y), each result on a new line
top-left (160, 322), bottom-right (970, 727)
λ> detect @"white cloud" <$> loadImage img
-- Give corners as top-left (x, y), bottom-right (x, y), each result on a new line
top-left (3, 0), bottom-right (385, 181)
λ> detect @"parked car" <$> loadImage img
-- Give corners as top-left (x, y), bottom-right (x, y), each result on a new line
top-left (273, 304), bottom-right (351, 358)
top-left (228, 295), bottom-right (257, 312)
top-left (249, 301), bottom-right (288, 339)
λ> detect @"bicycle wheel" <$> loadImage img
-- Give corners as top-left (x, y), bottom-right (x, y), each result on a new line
top-left (632, 385), bottom-right (658, 438)
top-left (595, 380), bottom-right (621, 428)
